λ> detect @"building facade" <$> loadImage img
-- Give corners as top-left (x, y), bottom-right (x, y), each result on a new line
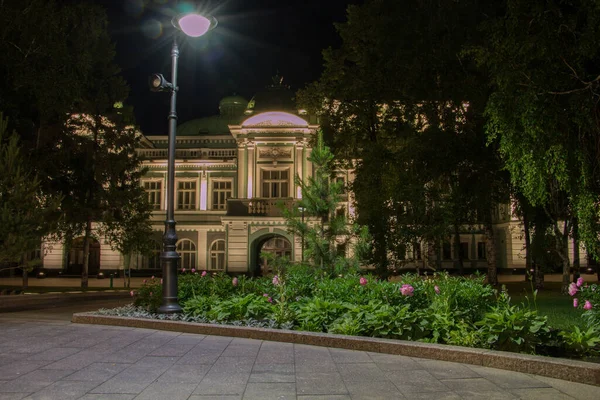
top-left (40, 81), bottom-right (587, 276)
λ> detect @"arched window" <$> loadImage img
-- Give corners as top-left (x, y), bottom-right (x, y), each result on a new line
top-left (176, 239), bottom-right (196, 269)
top-left (209, 240), bottom-right (226, 271)
top-left (131, 240), bottom-right (161, 269)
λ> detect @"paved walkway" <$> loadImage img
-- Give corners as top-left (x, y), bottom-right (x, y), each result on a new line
top-left (1, 302), bottom-right (599, 399)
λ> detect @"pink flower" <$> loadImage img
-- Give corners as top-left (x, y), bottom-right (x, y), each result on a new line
top-left (267, 297), bottom-right (273, 303)
top-left (232, 277), bottom-right (238, 286)
top-left (130, 290), bottom-right (135, 297)
top-left (160, 279), bottom-right (163, 284)
top-left (400, 284), bottom-right (414, 297)
top-left (573, 298), bottom-right (579, 308)
top-left (143, 279), bottom-right (147, 284)
top-left (182, 268), bottom-right (186, 273)
top-left (151, 276), bottom-right (155, 279)
top-left (359, 277), bottom-right (368, 286)
top-left (576, 277), bottom-right (584, 287)
top-left (584, 300), bottom-right (593, 310)
top-left (434, 285), bottom-right (440, 295)
top-left (568, 283), bottom-right (578, 296)
top-left (149, 292), bottom-right (153, 296)
top-left (201, 271), bottom-right (207, 277)
top-left (272, 275), bottom-right (280, 286)
top-left (191, 268), bottom-right (196, 273)
top-left (263, 293), bottom-right (269, 297)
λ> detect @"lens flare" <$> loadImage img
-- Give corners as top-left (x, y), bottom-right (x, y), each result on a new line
top-left (177, 14), bottom-right (212, 37)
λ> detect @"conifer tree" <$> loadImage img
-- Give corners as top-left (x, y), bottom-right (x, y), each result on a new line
top-left (284, 131), bottom-right (370, 276)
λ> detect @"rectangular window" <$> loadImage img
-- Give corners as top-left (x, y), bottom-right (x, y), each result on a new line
top-left (477, 242), bottom-right (487, 260)
top-left (212, 180), bottom-right (232, 210)
top-left (177, 181), bottom-right (197, 210)
top-left (144, 181), bottom-right (162, 210)
top-left (336, 243), bottom-right (347, 257)
top-left (262, 169), bottom-right (289, 198)
top-left (460, 242), bottom-right (470, 260)
top-left (412, 242), bottom-right (422, 260)
top-left (442, 242), bottom-right (452, 260)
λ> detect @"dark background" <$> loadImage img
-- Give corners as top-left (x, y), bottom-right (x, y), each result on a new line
top-left (96, 0), bottom-right (358, 135)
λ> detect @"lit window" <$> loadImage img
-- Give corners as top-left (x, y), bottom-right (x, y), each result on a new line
top-left (212, 181), bottom-right (232, 210)
top-left (477, 242), bottom-right (487, 260)
top-left (209, 240), bottom-right (226, 271)
top-left (177, 181), bottom-right (197, 210)
top-left (262, 169), bottom-right (289, 198)
top-left (144, 181), bottom-right (162, 210)
top-left (176, 239), bottom-right (196, 269)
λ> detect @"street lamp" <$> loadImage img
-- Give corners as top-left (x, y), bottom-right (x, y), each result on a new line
top-left (298, 207), bottom-right (306, 262)
top-left (151, 11), bottom-right (217, 313)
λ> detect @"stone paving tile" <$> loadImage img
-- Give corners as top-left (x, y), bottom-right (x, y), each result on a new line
top-left (40, 350), bottom-right (111, 370)
top-left (534, 375), bottom-right (600, 399)
top-left (242, 382), bottom-right (296, 400)
top-left (296, 372), bottom-right (348, 396)
top-left (188, 396), bottom-right (241, 400)
top-left (255, 342), bottom-right (295, 364)
top-left (208, 356), bottom-right (255, 374)
top-left (156, 363), bottom-right (212, 383)
top-left (406, 392), bottom-right (461, 400)
top-left (168, 333), bottom-right (206, 345)
top-left (467, 365), bottom-right (552, 389)
top-left (367, 352), bottom-right (422, 371)
top-left (177, 349), bottom-right (223, 365)
top-left (295, 359), bottom-right (338, 373)
top-left (134, 382), bottom-right (197, 400)
top-left (510, 387), bottom-right (576, 400)
top-left (387, 369), bottom-right (450, 394)
top-left (22, 380), bottom-right (100, 400)
top-left (88, 379), bottom-right (151, 395)
top-left (24, 347), bottom-right (81, 361)
top-left (61, 362), bottom-right (130, 382)
top-left (344, 380), bottom-right (404, 399)
top-left (297, 396), bottom-right (351, 400)
top-left (221, 338), bottom-right (262, 358)
top-left (440, 377), bottom-right (503, 392)
top-left (78, 395), bottom-right (136, 400)
top-left (0, 369), bottom-right (75, 393)
top-left (329, 348), bottom-right (372, 363)
top-left (0, 393), bottom-right (32, 400)
top-left (337, 363), bottom-right (390, 382)
top-left (148, 344), bottom-right (195, 357)
top-left (193, 374), bottom-right (249, 396)
top-left (458, 390), bottom-right (518, 399)
top-left (249, 363), bottom-right (295, 383)
top-left (417, 359), bottom-right (483, 379)
top-left (0, 361), bottom-right (51, 380)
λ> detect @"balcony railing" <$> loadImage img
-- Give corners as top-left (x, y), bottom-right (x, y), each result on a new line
top-left (226, 198), bottom-right (296, 217)
top-left (137, 148), bottom-right (236, 160)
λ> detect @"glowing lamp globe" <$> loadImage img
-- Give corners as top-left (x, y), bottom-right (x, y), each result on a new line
top-left (173, 13), bottom-right (217, 37)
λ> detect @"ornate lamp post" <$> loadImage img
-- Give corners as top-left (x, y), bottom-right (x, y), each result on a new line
top-left (150, 12), bottom-right (217, 313)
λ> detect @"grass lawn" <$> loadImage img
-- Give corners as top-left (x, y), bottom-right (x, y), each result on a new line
top-left (503, 281), bottom-right (584, 330)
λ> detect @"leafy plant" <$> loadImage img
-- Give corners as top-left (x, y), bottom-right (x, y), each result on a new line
top-left (559, 324), bottom-right (600, 357)
top-left (293, 297), bottom-right (348, 332)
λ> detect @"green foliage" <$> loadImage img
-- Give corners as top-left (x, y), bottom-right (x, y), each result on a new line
top-left (293, 297), bottom-right (348, 332)
top-left (284, 131), bottom-right (370, 276)
top-left (477, 292), bottom-right (550, 353)
top-left (205, 294), bottom-right (275, 322)
top-left (0, 113), bottom-right (60, 265)
top-left (559, 324), bottom-right (600, 357)
top-left (132, 277), bottom-right (162, 312)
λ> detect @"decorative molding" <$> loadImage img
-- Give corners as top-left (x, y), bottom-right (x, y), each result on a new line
top-left (258, 147), bottom-right (292, 160)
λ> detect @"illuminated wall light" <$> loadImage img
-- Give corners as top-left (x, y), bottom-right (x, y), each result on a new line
top-left (200, 175), bottom-right (208, 210)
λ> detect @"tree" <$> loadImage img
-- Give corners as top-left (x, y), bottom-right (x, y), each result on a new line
top-left (0, 113), bottom-right (60, 287)
top-left (474, 0), bottom-right (600, 290)
top-left (298, 0), bottom-right (507, 281)
top-left (284, 131), bottom-right (370, 276)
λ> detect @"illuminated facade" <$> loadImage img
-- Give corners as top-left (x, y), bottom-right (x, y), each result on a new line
top-left (40, 80), bottom-right (587, 276)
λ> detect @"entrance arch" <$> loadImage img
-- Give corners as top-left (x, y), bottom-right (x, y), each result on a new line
top-left (249, 229), bottom-right (294, 276)
top-left (67, 237), bottom-right (101, 275)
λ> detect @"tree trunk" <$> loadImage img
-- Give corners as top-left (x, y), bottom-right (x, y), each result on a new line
top-left (572, 217), bottom-right (580, 284)
top-left (534, 264), bottom-right (545, 289)
top-left (453, 225), bottom-right (463, 275)
top-left (21, 252), bottom-right (29, 290)
top-left (81, 218), bottom-right (92, 289)
top-left (523, 211), bottom-right (532, 281)
top-left (554, 222), bottom-right (570, 294)
top-left (484, 221), bottom-right (498, 286)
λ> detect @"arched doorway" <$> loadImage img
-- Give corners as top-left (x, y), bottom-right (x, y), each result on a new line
top-left (67, 237), bottom-right (101, 276)
top-left (250, 234), bottom-right (292, 276)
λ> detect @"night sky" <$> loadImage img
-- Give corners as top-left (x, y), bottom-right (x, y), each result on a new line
top-left (97, 0), bottom-right (359, 135)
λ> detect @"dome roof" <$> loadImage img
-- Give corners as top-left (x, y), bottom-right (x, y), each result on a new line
top-left (219, 95), bottom-right (248, 116)
top-left (177, 114), bottom-right (242, 136)
top-left (246, 75), bottom-right (296, 114)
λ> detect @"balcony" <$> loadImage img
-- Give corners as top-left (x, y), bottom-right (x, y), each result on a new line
top-left (226, 198), bottom-right (296, 217)
top-left (137, 148), bottom-right (236, 161)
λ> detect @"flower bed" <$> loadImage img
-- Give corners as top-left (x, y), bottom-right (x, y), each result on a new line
top-left (109, 266), bottom-right (600, 359)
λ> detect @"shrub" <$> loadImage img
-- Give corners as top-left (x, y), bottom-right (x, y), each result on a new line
top-left (477, 291), bottom-right (550, 353)
top-left (559, 324), bottom-right (600, 357)
top-left (293, 297), bottom-right (348, 332)
top-left (132, 276), bottom-right (162, 312)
